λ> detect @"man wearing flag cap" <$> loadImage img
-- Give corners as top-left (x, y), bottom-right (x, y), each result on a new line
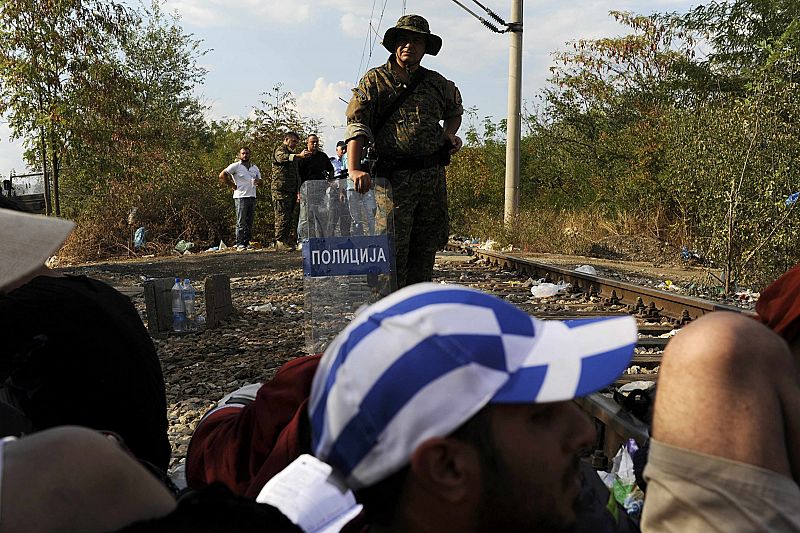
top-left (303, 283), bottom-right (637, 531)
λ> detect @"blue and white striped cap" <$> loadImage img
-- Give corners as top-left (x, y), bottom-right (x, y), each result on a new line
top-left (309, 282), bottom-right (637, 489)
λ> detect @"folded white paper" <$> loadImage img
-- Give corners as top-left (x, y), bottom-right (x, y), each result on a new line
top-left (256, 454), bottom-right (362, 532)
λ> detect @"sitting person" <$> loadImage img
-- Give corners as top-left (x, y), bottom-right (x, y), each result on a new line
top-left (756, 261), bottom-right (800, 350)
top-left (641, 310), bottom-right (800, 531)
top-left (0, 204), bottom-right (176, 532)
top-left (1, 426), bottom-right (176, 533)
top-left (186, 356), bottom-right (320, 497)
top-left (3, 425), bottom-right (306, 533)
top-left (191, 282), bottom-right (640, 531)
top-left (0, 197), bottom-right (170, 472)
top-left (0, 198), bottom-right (306, 533)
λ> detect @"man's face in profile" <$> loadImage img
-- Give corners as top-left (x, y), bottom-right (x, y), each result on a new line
top-left (286, 135), bottom-right (300, 150)
top-left (473, 402), bottom-right (595, 532)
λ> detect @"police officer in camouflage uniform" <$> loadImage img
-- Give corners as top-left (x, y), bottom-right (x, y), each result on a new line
top-left (271, 131), bottom-right (311, 250)
top-left (345, 14), bottom-right (463, 289)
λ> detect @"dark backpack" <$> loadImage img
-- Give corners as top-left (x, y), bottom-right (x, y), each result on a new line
top-left (0, 275), bottom-right (170, 471)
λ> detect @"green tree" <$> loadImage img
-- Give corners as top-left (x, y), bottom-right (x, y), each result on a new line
top-left (665, 0), bottom-right (800, 95)
top-left (539, 11), bottom-right (695, 215)
top-left (61, 1), bottom-right (211, 212)
top-left (663, 18), bottom-right (800, 288)
top-left (0, 0), bottom-right (131, 215)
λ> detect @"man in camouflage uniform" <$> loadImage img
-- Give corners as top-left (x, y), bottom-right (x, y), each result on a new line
top-left (271, 131), bottom-right (311, 250)
top-left (345, 14), bottom-right (463, 288)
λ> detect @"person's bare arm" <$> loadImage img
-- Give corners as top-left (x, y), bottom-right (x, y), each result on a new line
top-left (443, 116), bottom-right (463, 154)
top-left (219, 170), bottom-right (236, 190)
top-left (347, 136), bottom-right (370, 193)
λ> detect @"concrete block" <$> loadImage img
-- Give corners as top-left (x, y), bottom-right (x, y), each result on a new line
top-left (205, 274), bottom-right (232, 328)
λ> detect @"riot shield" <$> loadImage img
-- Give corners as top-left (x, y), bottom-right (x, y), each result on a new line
top-left (300, 178), bottom-right (395, 354)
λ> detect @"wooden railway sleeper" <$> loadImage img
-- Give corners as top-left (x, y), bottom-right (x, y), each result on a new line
top-left (634, 301), bottom-right (662, 320)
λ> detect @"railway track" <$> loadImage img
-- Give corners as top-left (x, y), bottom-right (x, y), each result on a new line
top-left (79, 245), bottom-right (755, 471)
top-left (446, 243), bottom-right (748, 323)
top-left (441, 244), bottom-right (750, 382)
top-left (438, 244), bottom-right (755, 458)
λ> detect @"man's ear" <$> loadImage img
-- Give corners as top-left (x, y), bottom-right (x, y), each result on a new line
top-left (408, 437), bottom-right (480, 503)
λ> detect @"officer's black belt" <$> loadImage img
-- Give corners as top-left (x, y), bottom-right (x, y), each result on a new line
top-left (375, 152), bottom-right (443, 173)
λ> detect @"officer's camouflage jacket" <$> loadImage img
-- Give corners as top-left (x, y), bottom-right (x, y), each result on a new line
top-left (345, 56), bottom-right (463, 159)
top-left (271, 144), bottom-right (301, 194)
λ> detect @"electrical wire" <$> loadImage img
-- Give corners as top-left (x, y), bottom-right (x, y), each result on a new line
top-left (469, 0), bottom-right (506, 25)
top-left (374, 0), bottom-right (390, 54)
top-left (355, 0), bottom-right (379, 84)
top-left (447, 0), bottom-right (510, 33)
top-left (354, 0), bottom-right (391, 85)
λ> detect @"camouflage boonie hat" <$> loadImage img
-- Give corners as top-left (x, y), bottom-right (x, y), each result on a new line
top-left (382, 14), bottom-right (442, 56)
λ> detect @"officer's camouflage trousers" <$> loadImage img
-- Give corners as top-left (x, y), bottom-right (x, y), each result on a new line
top-left (271, 189), bottom-right (298, 244)
top-left (374, 166), bottom-right (449, 289)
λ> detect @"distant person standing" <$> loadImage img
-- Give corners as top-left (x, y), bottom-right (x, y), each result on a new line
top-left (219, 147), bottom-right (262, 251)
top-left (326, 140), bottom-right (351, 236)
top-left (271, 132), bottom-right (310, 250)
top-left (345, 15), bottom-right (463, 288)
top-left (297, 134), bottom-right (334, 185)
top-left (297, 134), bottom-right (334, 239)
top-left (330, 140), bottom-right (347, 178)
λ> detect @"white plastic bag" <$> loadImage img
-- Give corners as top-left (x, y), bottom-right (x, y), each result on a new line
top-left (530, 281), bottom-right (571, 298)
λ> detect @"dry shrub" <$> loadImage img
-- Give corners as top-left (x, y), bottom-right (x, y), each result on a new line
top-left (60, 173), bottom-right (236, 263)
top-left (451, 204), bottom-right (683, 263)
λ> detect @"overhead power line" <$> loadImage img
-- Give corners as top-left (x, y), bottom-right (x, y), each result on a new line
top-left (447, 0), bottom-right (521, 34)
top-left (354, 0), bottom-right (391, 86)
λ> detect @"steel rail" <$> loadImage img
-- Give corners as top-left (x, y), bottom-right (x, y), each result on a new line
top-left (448, 245), bottom-right (751, 324)
top-left (440, 244), bottom-right (757, 453)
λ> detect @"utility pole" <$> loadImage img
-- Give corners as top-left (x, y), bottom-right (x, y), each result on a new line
top-left (504, 0), bottom-right (523, 224)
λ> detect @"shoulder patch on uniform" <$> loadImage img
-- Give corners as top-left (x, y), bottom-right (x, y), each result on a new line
top-left (352, 88), bottom-right (368, 102)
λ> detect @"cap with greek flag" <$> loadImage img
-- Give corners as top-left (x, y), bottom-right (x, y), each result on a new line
top-left (309, 282), bottom-right (637, 489)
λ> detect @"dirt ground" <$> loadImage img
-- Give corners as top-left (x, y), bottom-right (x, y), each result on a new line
top-left (58, 239), bottom-right (717, 290)
top-left (51, 243), bottom-right (736, 471)
top-left (59, 247), bottom-right (302, 287)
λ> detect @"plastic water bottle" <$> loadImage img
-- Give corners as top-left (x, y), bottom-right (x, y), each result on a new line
top-left (182, 278), bottom-right (197, 331)
top-left (171, 278), bottom-right (185, 332)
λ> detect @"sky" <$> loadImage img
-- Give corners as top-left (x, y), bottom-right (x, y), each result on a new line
top-left (0, 0), bottom-right (700, 175)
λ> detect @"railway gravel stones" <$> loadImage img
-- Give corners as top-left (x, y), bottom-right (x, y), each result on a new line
top-left (62, 249), bottom-right (677, 473)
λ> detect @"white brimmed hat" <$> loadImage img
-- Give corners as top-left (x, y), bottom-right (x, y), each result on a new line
top-left (0, 208), bottom-right (74, 290)
top-left (309, 282), bottom-right (638, 489)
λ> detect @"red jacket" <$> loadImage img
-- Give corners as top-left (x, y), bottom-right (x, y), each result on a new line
top-left (186, 355), bottom-right (321, 498)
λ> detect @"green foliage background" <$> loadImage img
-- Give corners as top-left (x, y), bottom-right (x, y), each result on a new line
top-left (446, 2), bottom-right (800, 289)
top-left (1, 0), bottom-right (799, 289)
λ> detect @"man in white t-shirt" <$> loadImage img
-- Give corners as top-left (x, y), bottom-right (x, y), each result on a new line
top-left (219, 147), bottom-right (262, 250)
